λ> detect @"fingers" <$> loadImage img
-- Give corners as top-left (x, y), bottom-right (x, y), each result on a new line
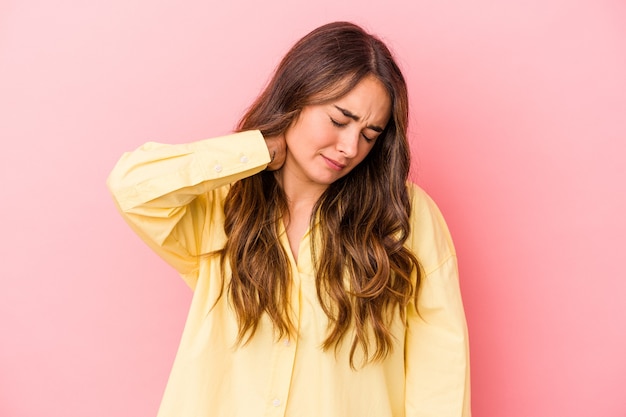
top-left (264, 134), bottom-right (286, 171)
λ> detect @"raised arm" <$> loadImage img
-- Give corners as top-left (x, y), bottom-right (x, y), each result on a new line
top-left (107, 130), bottom-right (271, 287)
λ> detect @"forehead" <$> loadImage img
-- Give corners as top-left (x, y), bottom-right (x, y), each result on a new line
top-left (332, 76), bottom-right (392, 122)
top-left (310, 73), bottom-right (388, 101)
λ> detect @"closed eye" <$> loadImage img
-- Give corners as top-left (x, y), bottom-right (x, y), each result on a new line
top-left (330, 117), bottom-right (376, 143)
top-left (330, 117), bottom-right (347, 127)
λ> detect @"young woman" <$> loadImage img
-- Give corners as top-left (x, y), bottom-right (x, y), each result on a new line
top-left (108, 21), bottom-right (470, 417)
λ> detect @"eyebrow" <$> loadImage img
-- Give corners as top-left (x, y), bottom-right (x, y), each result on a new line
top-left (334, 105), bottom-right (385, 133)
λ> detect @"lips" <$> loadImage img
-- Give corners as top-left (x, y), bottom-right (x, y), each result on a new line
top-left (321, 155), bottom-right (347, 171)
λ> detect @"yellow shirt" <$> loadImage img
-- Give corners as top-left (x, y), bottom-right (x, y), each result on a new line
top-left (107, 130), bottom-right (471, 417)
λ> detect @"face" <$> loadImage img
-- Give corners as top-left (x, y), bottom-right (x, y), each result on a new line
top-left (281, 75), bottom-right (392, 191)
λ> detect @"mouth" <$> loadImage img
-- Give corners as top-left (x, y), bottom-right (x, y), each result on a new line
top-left (321, 155), bottom-right (347, 171)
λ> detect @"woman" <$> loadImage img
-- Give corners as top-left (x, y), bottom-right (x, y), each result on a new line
top-left (108, 21), bottom-right (470, 417)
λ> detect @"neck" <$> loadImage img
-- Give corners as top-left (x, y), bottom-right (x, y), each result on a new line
top-left (275, 167), bottom-right (326, 260)
top-left (276, 167), bottom-right (327, 208)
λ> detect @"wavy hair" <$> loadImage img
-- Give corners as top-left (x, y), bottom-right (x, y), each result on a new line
top-left (218, 21), bottom-right (420, 367)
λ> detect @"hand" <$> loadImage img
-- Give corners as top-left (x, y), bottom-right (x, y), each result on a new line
top-left (264, 134), bottom-right (286, 171)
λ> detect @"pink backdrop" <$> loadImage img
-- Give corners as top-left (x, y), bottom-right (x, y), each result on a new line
top-left (1, 1), bottom-right (625, 416)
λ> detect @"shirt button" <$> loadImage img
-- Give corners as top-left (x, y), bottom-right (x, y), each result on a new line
top-left (240, 155), bottom-right (249, 163)
top-left (272, 398), bottom-right (281, 407)
top-left (214, 164), bottom-right (223, 173)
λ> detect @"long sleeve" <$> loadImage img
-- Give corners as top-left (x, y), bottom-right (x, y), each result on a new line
top-left (107, 130), bottom-right (271, 288)
top-left (405, 184), bottom-right (471, 417)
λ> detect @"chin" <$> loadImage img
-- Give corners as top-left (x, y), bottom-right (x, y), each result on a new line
top-left (317, 174), bottom-right (345, 186)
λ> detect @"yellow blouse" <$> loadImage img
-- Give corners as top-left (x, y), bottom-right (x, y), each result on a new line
top-left (107, 130), bottom-right (471, 417)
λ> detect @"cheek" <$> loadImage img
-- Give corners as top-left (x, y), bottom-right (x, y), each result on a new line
top-left (356, 142), bottom-right (376, 163)
top-left (283, 121), bottom-right (305, 150)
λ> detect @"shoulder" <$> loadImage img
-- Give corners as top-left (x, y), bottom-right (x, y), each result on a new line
top-left (406, 182), bottom-right (457, 275)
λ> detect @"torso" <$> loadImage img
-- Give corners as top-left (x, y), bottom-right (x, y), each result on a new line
top-left (284, 200), bottom-right (316, 263)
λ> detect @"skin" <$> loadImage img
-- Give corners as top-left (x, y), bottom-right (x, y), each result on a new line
top-left (266, 75), bottom-right (392, 261)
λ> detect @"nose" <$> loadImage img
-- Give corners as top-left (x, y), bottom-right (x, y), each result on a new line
top-left (336, 130), bottom-right (359, 158)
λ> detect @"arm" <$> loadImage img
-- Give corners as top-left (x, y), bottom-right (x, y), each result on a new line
top-left (405, 185), bottom-right (471, 417)
top-left (107, 130), bottom-right (272, 288)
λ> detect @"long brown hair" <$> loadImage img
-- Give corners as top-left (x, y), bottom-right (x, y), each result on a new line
top-left (219, 21), bottom-right (420, 367)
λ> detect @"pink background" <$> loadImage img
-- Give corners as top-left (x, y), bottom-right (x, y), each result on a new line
top-left (1, 0), bottom-right (625, 416)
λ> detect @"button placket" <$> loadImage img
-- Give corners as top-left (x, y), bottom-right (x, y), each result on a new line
top-left (265, 265), bottom-right (301, 417)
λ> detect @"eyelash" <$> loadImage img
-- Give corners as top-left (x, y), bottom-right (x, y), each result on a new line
top-left (330, 118), bottom-right (346, 127)
top-left (330, 118), bottom-right (374, 143)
